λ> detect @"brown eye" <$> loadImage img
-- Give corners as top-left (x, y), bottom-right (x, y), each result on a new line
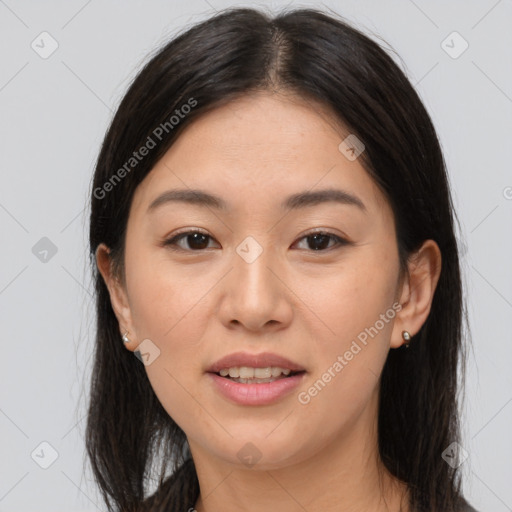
top-left (293, 232), bottom-right (349, 251)
top-left (164, 231), bottom-right (219, 251)
top-left (163, 230), bottom-right (348, 253)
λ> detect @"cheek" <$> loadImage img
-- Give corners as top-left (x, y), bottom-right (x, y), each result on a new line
top-left (300, 251), bottom-right (398, 348)
top-left (297, 250), bottom-right (398, 405)
top-left (124, 252), bottom-right (219, 430)
top-left (126, 246), bottom-right (214, 345)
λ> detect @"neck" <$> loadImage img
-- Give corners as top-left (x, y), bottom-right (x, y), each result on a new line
top-left (192, 391), bottom-right (409, 512)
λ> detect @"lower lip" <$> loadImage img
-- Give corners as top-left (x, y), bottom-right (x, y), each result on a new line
top-left (207, 372), bottom-right (306, 406)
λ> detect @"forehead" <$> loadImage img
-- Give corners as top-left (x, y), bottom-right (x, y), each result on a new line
top-left (131, 91), bottom-right (389, 217)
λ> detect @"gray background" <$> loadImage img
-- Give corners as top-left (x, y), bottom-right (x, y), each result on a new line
top-left (1, 0), bottom-right (511, 510)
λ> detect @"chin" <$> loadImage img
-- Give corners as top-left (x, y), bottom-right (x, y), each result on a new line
top-left (205, 435), bottom-right (311, 471)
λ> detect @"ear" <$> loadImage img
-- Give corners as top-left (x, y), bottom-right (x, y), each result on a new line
top-left (390, 239), bottom-right (442, 349)
top-left (95, 243), bottom-right (138, 352)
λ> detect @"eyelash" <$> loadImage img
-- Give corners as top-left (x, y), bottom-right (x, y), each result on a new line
top-left (161, 229), bottom-right (350, 253)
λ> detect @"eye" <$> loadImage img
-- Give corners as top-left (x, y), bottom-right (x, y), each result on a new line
top-left (162, 229), bottom-right (349, 253)
top-left (162, 230), bottom-right (219, 251)
top-left (292, 230), bottom-right (349, 251)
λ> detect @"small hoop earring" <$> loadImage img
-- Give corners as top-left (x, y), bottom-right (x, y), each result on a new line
top-left (122, 331), bottom-right (130, 344)
top-left (402, 330), bottom-right (411, 348)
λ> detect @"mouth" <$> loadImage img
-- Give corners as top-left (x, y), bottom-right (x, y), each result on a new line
top-left (206, 352), bottom-right (307, 404)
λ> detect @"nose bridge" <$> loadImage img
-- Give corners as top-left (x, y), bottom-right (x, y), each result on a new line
top-left (221, 234), bottom-right (290, 330)
top-left (234, 235), bottom-right (277, 303)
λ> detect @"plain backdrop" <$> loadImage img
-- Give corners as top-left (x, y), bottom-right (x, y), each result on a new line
top-left (0, 1), bottom-right (511, 510)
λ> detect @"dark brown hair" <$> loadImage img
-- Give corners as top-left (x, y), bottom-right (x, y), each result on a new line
top-left (86, 6), bottom-right (470, 511)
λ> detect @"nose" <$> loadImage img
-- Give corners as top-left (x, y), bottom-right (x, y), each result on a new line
top-left (217, 244), bottom-right (293, 333)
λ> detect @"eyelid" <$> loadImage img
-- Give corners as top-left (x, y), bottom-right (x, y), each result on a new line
top-left (296, 227), bottom-right (348, 240)
top-left (169, 226), bottom-right (209, 237)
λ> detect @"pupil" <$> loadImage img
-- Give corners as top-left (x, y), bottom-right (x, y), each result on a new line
top-left (189, 233), bottom-right (208, 249)
top-left (309, 234), bottom-right (329, 250)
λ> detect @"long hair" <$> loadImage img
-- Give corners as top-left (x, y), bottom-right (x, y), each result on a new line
top-left (86, 7), bottom-right (468, 511)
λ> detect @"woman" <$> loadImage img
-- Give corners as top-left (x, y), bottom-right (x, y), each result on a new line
top-left (87, 7), bottom-right (477, 511)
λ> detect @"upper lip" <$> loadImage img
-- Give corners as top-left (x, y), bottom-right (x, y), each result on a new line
top-left (206, 351), bottom-right (306, 374)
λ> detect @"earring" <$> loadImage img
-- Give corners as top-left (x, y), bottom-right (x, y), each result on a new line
top-left (122, 331), bottom-right (130, 344)
top-left (402, 330), bottom-right (411, 348)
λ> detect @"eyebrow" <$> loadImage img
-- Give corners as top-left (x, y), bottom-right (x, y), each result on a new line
top-left (147, 188), bottom-right (367, 213)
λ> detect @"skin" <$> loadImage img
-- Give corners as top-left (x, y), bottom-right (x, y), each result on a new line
top-left (96, 91), bottom-right (441, 512)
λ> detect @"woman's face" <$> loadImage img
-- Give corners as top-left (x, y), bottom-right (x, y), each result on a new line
top-left (106, 91), bottom-right (409, 469)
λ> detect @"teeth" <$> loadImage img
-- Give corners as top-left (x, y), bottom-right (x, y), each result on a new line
top-left (218, 366), bottom-right (293, 378)
top-left (255, 367), bottom-right (272, 378)
top-left (232, 377), bottom-right (277, 384)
